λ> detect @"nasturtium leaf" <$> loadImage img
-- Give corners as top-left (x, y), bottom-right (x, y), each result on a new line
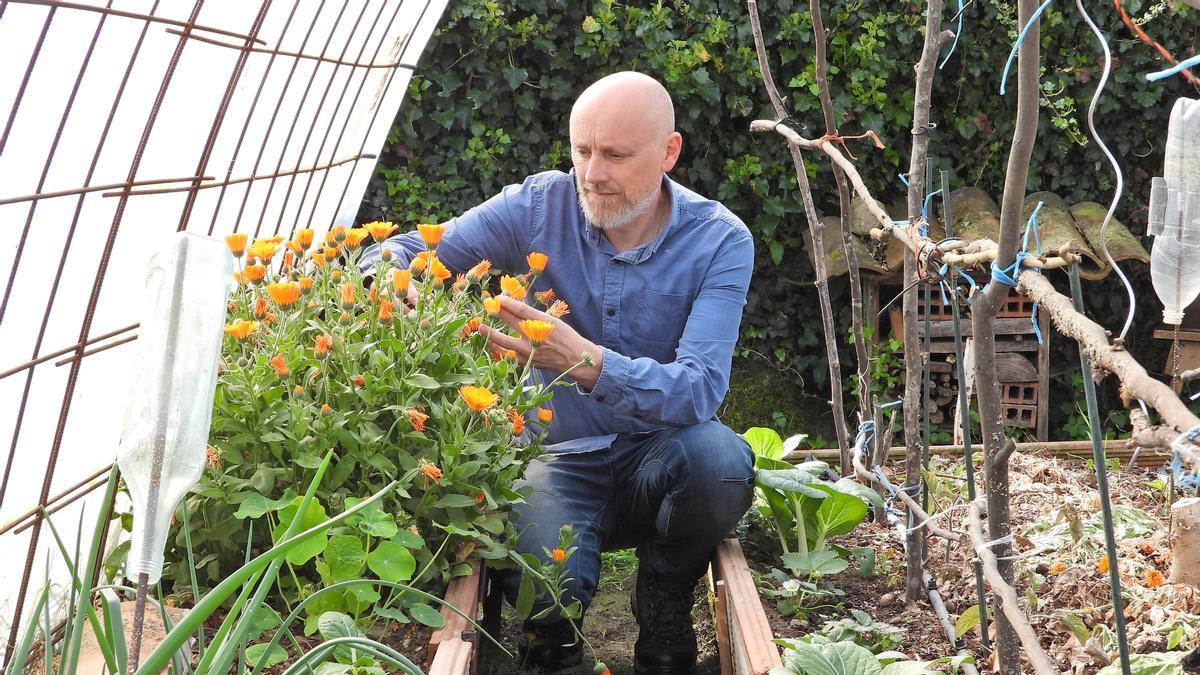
top-left (367, 541), bottom-right (416, 582)
top-left (244, 643), bottom-right (288, 669)
top-left (392, 529), bottom-right (425, 549)
top-left (271, 497), bottom-right (329, 565)
top-left (345, 497), bottom-right (398, 538)
top-left (408, 602), bottom-right (445, 628)
top-left (324, 535), bottom-right (365, 582)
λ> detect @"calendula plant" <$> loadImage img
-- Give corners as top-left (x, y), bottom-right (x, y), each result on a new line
top-left (161, 223), bottom-right (580, 631)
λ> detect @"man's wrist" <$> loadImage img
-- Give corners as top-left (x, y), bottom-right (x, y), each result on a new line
top-left (569, 343), bottom-right (604, 391)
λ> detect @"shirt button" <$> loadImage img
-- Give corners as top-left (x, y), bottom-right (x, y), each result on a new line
top-left (606, 308), bottom-right (615, 317)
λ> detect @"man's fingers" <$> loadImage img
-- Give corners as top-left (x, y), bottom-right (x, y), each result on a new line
top-left (479, 325), bottom-right (526, 353)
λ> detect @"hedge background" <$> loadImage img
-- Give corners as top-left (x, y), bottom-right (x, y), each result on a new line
top-left (357, 0), bottom-right (1200, 441)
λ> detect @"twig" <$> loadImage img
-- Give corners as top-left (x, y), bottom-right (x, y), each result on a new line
top-left (747, 1), bottom-right (851, 465)
top-left (1018, 271), bottom-right (1200, 465)
top-left (1113, 0), bottom-right (1200, 88)
top-left (851, 440), bottom-right (962, 543)
top-left (966, 501), bottom-right (1059, 675)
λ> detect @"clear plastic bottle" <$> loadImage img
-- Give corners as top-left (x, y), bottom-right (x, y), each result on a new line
top-left (1149, 97), bottom-right (1200, 325)
top-left (117, 232), bottom-right (234, 584)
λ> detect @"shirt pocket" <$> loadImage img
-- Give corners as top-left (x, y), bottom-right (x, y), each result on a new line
top-left (630, 288), bottom-right (692, 361)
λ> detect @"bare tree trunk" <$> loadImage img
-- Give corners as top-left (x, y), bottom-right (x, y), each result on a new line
top-left (746, 1), bottom-right (850, 467)
top-left (809, 0), bottom-right (871, 479)
top-left (973, 0), bottom-right (1040, 670)
top-left (902, 0), bottom-right (948, 604)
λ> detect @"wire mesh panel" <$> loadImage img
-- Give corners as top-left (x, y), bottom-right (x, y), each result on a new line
top-left (0, 0), bottom-right (448, 661)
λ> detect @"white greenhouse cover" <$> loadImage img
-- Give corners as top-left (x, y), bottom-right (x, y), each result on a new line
top-left (0, 0), bottom-right (448, 652)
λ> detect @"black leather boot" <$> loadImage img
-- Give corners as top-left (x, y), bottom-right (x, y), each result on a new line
top-left (518, 619), bottom-right (583, 672)
top-left (631, 568), bottom-right (698, 675)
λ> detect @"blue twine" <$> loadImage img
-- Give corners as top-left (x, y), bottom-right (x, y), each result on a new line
top-left (1146, 52), bottom-right (1200, 82)
top-left (898, 173), bottom-right (910, 187)
top-left (987, 201), bottom-right (1045, 343)
top-left (939, 0), bottom-right (966, 69)
top-left (999, 0), bottom-right (1054, 95)
top-left (1170, 425), bottom-right (1200, 495)
top-left (922, 188), bottom-right (943, 222)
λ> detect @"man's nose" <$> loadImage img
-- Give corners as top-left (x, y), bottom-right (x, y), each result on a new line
top-left (584, 157), bottom-right (609, 185)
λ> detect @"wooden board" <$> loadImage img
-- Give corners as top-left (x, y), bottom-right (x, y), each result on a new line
top-left (711, 539), bottom-right (781, 675)
top-left (428, 559), bottom-right (485, 672)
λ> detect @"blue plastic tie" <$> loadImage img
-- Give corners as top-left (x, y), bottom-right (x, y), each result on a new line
top-left (881, 399), bottom-right (903, 409)
top-left (922, 188), bottom-right (943, 222)
top-left (940, 0), bottom-right (966, 69)
top-left (898, 173), bottom-right (910, 187)
top-left (999, 0), bottom-right (1054, 95)
top-left (1191, 390), bottom-right (1200, 401)
top-left (986, 202), bottom-right (1045, 343)
top-left (1146, 52), bottom-right (1200, 82)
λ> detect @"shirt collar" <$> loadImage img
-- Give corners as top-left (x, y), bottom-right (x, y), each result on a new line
top-left (572, 170), bottom-right (678, 264)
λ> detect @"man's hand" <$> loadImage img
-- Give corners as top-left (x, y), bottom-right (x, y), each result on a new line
top-left (480, 296), bottom-right (604, 390)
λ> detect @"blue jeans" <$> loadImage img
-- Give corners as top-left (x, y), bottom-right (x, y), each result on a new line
top-left (503, 420), bottom-right (755, 615)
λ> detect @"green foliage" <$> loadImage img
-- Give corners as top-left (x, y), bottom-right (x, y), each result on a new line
top-left (362, 0), bottom-right (1200, 436)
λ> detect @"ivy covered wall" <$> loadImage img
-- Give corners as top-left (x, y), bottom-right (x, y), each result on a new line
top-left (358, 0), bottom-right (1200, 437)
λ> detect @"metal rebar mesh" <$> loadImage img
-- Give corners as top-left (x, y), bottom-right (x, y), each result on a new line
top-left (0, 0), bottom-right (447, 663)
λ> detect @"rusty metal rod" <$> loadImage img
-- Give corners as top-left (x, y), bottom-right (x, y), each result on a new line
top-left (0, 323), bottom-right (138, 380)
top-left (164, 27), bottom-right (418, 71)
top-left (100, 154), bottom-right (368, 197)
top-left (0, 175), bottom-right (215, 206)
top-left (1, 464), bottom-right (112, 536)
top-left (7, 0), bottom-right (267, 44)
top-left (53, 334), bottom-right (138, 367)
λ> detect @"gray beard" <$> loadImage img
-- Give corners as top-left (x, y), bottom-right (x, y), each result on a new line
top-left (577, 183), bottom-right (658, 231)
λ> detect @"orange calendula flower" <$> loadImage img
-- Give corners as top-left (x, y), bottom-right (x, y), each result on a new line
top-left (267, 282), bottom-right (301, 307)
top-left (282, 250), bottom-right (295, 269)
top-left (407, 408), bottom-right (429, 432)
top-left (331, 270), bottom-right (343, 282)
top-left (343, 228), bottom-right (369, 249)
top-left (1048, 562), bottom-right (1067, 575)
top-left (538, 407), bottom-right (553, 424)
top-left (293, 384), bottom-right (304, 395)
top-left (417, 223), bottom-right (445, 248)
top-left (339, 282), bottom-right (355, 308)
top-left (428, 256), bottom-right (451, 283)
top-left (312, 253), bottom-right (328, 269)
top-left (364, 221), bottom-right (396, 242)
top-left (353, 374), bottom-right (365, 388)
top-left (254, 296), bottom-right (269, 318)
top-left (452, 274), bottom-right (469, 293)
top-left (298, 277), bottom-right (314, 293)
top-left (547, 300), bottom-right (570, 318)
top-left (296, 228), bottom-right (315, 249)
top-left (321, 403), bottom-right (332, 414)
top-left (312, 334), bottom-right (332, 358)
top-left (1145, 569), bottom-right (1166, 588)
top-left (224, 320), bottom-right (259, 341)
top-left (368, 285), bottom-right (379, 303)
top-left (483, 296), bottom-right (501, 315)
top-left (459, 385), bottom-right (499, 412)
top-left (460, 317), bottom-right (482, 339)
top-left (242, 263), bottom-right (267, 282)
top-left (225, 233), bottom-right (248, 257)
top-left (390, 268), bottom-right (411, 293)
top-left (535, 289), bottom-right (555, 305)
top-left (410, 250), bottom-right (432, 274)
top-left (247, 239), bottom-right (280, 262)
top-left (527, 251), bottom-right (548, 273)
top-left (270, 353), bottom-right (289, 377)
top-left (475, 492), bottom-right (487, 507)
top-left (500, 275), bottom-right (526, 300)
top-left (379, 299), bottom-right (394, 321)
top-left (1097, 556), bottom-right (1110, 573)
top-left (323, 246), bottom-right (340, 263)
top-left (466, 260), bottom-right (492, 283)
top-left (508, 409), bottom-right (525, 435)
top-left (551, 548), bottom-right (566, 565)
top-left (490, 347), bottom-right (517, 362)
top-left (285, 239), bottom-right (304, 256)
top-left (330, 225), bottom-right (347, 243)
top-left (419, 460), bottom-right (443, 484)
top-left (520, 319), bottom-right (554, 346)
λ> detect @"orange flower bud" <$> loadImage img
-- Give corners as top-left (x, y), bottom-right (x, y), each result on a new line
top-left (254, 296), bottom-right (269, 318)
top-left (379, 299), bottom-right (394, 321)
top-left (293, 385), bottom-right (304, 395)
top-left (417, 223), bottom-right (445, 248)
top-left (407, 408), bottom-right (429, 432)
top-left (420, 461), bottom-right (443, 484)
top-left (298, 277), bottom-right (314, 293)
top-left (353, 374), bottom-right (365, 388)
top-left (339, 282), bottom-right (355, 308)
top-left (429, 256), bottom-right (450, 283)
top-left (312, 334), bottom-right (332, 358)
top-left (527, 251), bottom-right (548, 273)
top-left (508, 409), bottom-right (525, 435)
top-left (551, 548), bottom-right (566, 565)
top-left (225, 232), bottom-right (248, 257)
top-left (331, 226), bottom-right (347, 243)
top-left (547, 300), bottom-right (570, 318)
top-left (270, 353), bottom-right (289, 377)
top-left (410, 250), bottom-right (431, 274)
top-left (321, 403), bottom-right (332, 414)
top-left (391, 268), bottom-right (411, 293)
top-left (535, 289), bottom-right (556, 305)
top-left (538, 407), bottom-right (553, 424)
top-left (466, 260), bottom-right (492, 283)
top-left (296, 228), bottom-right (315, 249)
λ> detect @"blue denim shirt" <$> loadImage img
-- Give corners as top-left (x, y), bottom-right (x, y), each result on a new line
top-left (360, 170), bottom-right (753, 454)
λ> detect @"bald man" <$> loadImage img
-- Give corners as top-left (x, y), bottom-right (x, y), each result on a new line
top-left (362, 72), bottom-right (755, 674)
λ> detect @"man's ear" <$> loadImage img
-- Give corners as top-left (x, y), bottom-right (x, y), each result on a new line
top-left (661, 132), bottom-right (683, 172)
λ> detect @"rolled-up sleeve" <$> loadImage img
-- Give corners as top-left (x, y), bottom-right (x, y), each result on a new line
top-left (586, 231), bottom-right (754, 426)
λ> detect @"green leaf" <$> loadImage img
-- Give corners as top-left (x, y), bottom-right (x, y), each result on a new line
top-left (881, 661), bottom-right (936, 675)
top-left (813, 491), bottom-right (870, 545)
top-left (367, 541), bottom-right (416, 582)
top-left (245, 605), bottom-right (283, 640)
top-left (324, 535), bottom-right (365, 582)
top-left (404, 374), bottom-right (441, 389)
top-left (954, 604), bottom-right (980, 639)
top-left (271, 497), bottom-right (329, 565)
top-left (1097, 653), bottom-right (1184, 675)
top-left (244, 643), bottom-right (288, 669)
top-left (374, 606), bottom-right (410, 624)
top-left (407, 602), bottom-right (445, 628)
top-left (317, 611), bottom-right (364, 664)
top-left (344, 497), bottom-right (398, 539)
top-left (780, 550), bottom-right (848, 577)
top-left (502, 67), bottom-right (528, 90)
top-left (756, 468), bottom-right (831, 499)
top-left (392, 529), bottom-right (425, 549)
top-left (830, 478), bottom-right (885, 508)
top-left (743, 427), bottom-right (783, 460)
top-left (434, 494), bottom-right (479, 509)
top-left (1054, 610), bottom-right (1090, 645)
top-left (516, 568), bottom-right (535, 618)
top-left (778, 640), bottom-right (883, 675)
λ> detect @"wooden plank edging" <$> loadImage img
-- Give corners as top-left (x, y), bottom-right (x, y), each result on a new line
top-left (712, 538), bottom-right (781, 675)
top-left (427, 559), bottom-right (485, 672)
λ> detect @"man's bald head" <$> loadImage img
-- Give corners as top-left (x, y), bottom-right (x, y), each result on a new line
top-left (570, 71), bottom-right (675, 141)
